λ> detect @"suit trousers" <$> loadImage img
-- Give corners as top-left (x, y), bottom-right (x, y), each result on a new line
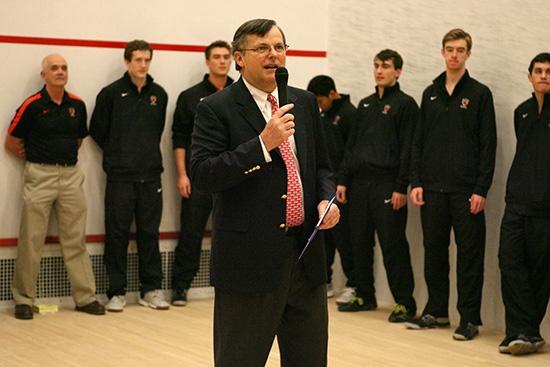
top-left (499, 207), bottom-right (550, 338)
top-left (325, 201), bottom-right (355, 287)
top-left (172, 190), bottom-right (212, 291)
top-left (12, 162), bottom-right (96, 307)
top-left (214, 234), bottom-right (328, 367)
top-left (420, 190), bottom-right (485, 324)
top-left (104, 178), bottom-right (163, 298)
top-left (348, 180), bottom-right (416, 310)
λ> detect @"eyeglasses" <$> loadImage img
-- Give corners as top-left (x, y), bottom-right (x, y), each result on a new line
top-left (238, 43), bottom-right (289, 55)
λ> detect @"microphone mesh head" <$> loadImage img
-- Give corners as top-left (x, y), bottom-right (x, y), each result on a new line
top-left (275, 67), bottom-right (289, 84)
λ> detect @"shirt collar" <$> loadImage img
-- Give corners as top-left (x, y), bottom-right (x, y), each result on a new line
top-left (40, 85), bottom-right (69, 105)
top-left (242, 77), bottom-right (279, 107)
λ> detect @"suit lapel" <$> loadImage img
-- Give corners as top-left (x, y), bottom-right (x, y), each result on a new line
top-left (233, 78), bottom-right (266, 135)
top-left (232, 78), bottom-right (308, 168)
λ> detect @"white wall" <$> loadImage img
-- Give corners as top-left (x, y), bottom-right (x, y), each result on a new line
top-left (0, 0), bottom-right (328, 238)
top-left (329, 0), bottom-right (549, 336)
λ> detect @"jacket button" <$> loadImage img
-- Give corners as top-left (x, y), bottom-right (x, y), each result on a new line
top-left (281, 194), bottom-right (287, 200)
top-left (255, 165), bottom-right (260, 170)
top-left (279, 223), bottom-right (286, 229)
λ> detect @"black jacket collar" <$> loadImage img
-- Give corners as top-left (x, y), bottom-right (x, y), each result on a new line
top-left (202, 74), bottom-right (234, 93)
top-left (122, 71), bottom-right (154, 93)
top-left (375, 82), bottom-right (400, 100)
top-left (434, 69), bottom-right (471, 96)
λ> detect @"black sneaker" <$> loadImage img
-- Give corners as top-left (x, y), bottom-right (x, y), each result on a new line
top-left (499, 336), bottom-right (513, 354)
top-left (337, 296), bottom-right (377, 312)
top-left (529, 336), bottom-right (546, 350)
top-left (75, 300), bottom-right (106, 315)
top-left (171, 289), bottom-right (188, 306)
top-left (405, 314), bottom-right (450, 329)
top-left (453, 322), bottom-right (479, 340)
top-left (388, 304), bottom-right (415, 323)
top-left (499, 334), bottom-right (537, 355)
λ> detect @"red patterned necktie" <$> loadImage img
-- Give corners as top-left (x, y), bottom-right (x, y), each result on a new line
top-left (267, 94), bottom-right (303, 227)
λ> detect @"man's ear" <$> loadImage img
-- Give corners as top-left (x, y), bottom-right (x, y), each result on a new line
top-left (234, 51), bottom-right (245, 70)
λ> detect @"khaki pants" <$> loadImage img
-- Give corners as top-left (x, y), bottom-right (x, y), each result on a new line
top-left (12, 162), bottom-right (96, 307)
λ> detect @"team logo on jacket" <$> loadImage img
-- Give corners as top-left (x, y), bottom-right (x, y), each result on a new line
top-left (460, 98), bottom-right (470, 109)
top-left (332, 115), bottom-right (341, 126)
top-left (382, 104), bottom-right (391, 114)
top-left (42, 109), bottom-right (50, 115)
top-left (150, 95), bottom-right (158, 106)
top-left (68, 107), bottom-right (76, 117)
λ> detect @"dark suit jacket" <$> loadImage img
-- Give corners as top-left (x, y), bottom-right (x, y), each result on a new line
top-left (190, 77), bottom-right (334, 293)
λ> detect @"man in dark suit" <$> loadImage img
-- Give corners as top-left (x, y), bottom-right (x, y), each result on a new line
top-left (191, 18), bottom-right (339, 367)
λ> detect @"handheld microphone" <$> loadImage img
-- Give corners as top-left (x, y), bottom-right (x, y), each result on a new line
top-left (275, 67), bottom-right (289, 106)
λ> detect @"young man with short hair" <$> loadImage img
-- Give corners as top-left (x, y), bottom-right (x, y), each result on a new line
top-left (407, 29), bottom-right (497, 340)
top-left (90, 40), bottom-right (169, 312)
top-left (336, 49), bottom-right (418, 323)
top-left (307, 75), bottom-right (356, 304)
top-left (498, 52), bottom-right (550, 355)
top-left (171, 40), bottom-right (234, 306)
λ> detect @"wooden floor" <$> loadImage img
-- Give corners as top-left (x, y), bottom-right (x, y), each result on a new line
top-left (0, 298), bottom-right (547, 367)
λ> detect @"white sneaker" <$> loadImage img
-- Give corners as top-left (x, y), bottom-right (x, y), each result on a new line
top-left (139, 290), bottom-right (170, 310)
top-left (327, 283), bottom-right (335, 298)
top-left (336, 287), bottom-right (356, 305)
top-left (106, 295), bottom-right (126, 312)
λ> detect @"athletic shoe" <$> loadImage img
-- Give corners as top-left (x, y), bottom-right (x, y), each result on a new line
top-left (106, 295), bottom-right (126, 312)
top-left (529, 336), bottom-right (546, 350)
top-left (171, 289), bottom-right (188, 307)
top-left (405, 314), bottom-right (450, 329)
top-left (337, 296), bottom-right (377, 312)
top-left (499, 334), bottom-right (537, 355)
top-left (336, 287), bottom-right (356, 305)
top-left (75, 300), bottom-right (106, 315)
top-left (139, 290), bottom-right (170, 310)
top-left (388, 304), bottom-right (415, 323)
top-left (499, 336), bottom-right (513, 354)
top-left (453, 321), bottom-right (479, 340)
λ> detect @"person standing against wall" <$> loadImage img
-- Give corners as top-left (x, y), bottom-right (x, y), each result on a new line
top-left (498, 52), bottom-right (550, 355)
top-left (171, 40), bottom-right (234, 306)
top-left (6, 54), bottom-right (104, 320)
top-left (90, 40), bottom-right (169, 312)
top-left (336, 50), bottom-right (418, 323)
top-left (407, 29), bottom-right (497, 341)
top-left (307, 75), bottom-right (356, 304)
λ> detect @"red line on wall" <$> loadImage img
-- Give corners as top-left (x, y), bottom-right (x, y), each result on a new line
top-left (0, 35), bottom-right (327, 58)
top-left (0, 33), bottom-right (324, 247)
top-left (0, 231), bottom-right (212, 247)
